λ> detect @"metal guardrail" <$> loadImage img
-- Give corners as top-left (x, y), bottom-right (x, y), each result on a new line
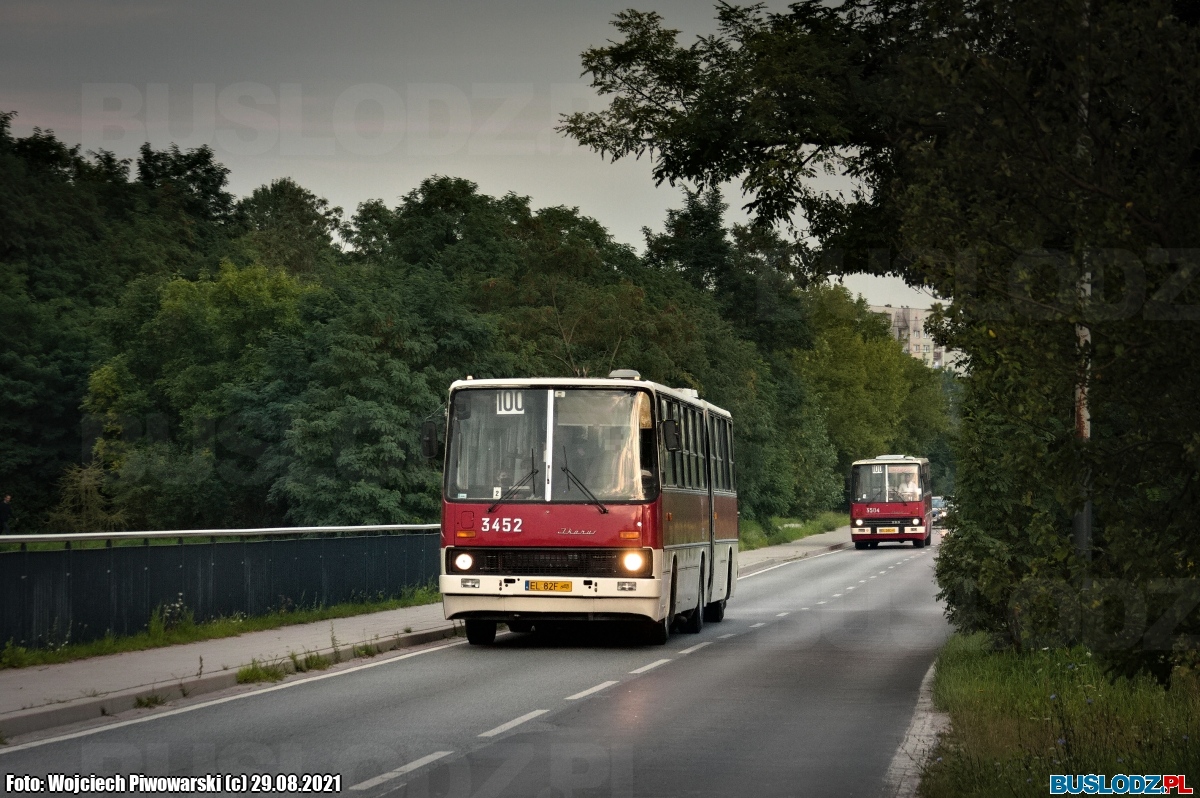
top-left (0, 523), bottom-right (444, 648)
top-left (0, 523), bottom-right (440, 545)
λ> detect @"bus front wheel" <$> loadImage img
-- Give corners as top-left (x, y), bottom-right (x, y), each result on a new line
top-left (465, 619), bottom-right (497, 645)
top-left (855, 541), bottom-right (869, 550)
top-left (913, 537), bottom-right (926, 549)
top-left (680, 568), bottom-right (705, 634)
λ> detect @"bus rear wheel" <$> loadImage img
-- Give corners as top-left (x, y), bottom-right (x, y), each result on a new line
top-left (465, 619), bottom-right (496, 645)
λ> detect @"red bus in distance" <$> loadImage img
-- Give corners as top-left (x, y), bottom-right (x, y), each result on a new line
top-left (433, 372), bottom-right (738, 645)
top-left (849, 455), bottom-right (933, 549)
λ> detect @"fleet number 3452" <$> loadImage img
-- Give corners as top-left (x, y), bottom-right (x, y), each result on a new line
top-left (481, 517), bottom-right (522, 532)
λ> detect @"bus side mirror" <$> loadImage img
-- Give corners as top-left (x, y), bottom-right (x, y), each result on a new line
top-left (420, 420), bottom-right (439, 460)
top-left (661, 419), bottom-right (681, 452)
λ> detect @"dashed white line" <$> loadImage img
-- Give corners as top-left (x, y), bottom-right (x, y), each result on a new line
top-left (859, 580), bottom-right (867, 583)
top-left (565, 681), bottom-right (619, 701)
top-left (351, 751), bottom-right (453, 791)
top-left (718, 633), bottom-right (737, 639)
top-left (776, 612), bottom-right (790, 617)
top-left (479, 709), bottom-right (550, 738)
top-left (832, 594), bottom-right (842, 598)
top-left (846, 587), bottom-right (856, 591)
top-left (630, 659), bottom-right (671, 674)
top-left (800, 607), bottom-right (810, 611)
top-left (677, 642), bottom-right (711, 655)
top-left (817, 601), bottom-right (827, 605)
top-left (869, 576), bottom-right (877, 579)
top-left (750, 622), bottom-right (766, 628)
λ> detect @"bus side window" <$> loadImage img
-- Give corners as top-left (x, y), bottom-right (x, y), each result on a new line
top-left (659, 398), bottom-right (675, 488)
top-left (720, 417), bottom-right (729, 492)
top-left (683, 408), bottom-right (694, 488)
top-left (698, 410), bottom-right (708, 490)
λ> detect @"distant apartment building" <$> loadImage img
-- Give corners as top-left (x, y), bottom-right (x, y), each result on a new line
top-left (869, 304), bottom-right (964, 371)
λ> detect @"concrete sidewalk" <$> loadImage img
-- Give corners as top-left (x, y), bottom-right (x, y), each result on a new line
top-left (0, 526), bottom-right (851, 739)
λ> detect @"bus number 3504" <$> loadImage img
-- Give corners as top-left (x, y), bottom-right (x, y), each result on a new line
top-left (481, 517), bottom-right (522, 533)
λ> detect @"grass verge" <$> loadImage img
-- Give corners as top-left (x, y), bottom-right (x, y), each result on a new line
top-left (0, 583), bottom-right (441, 670)
top-left (236, 658), bottom-right (288, 684)
top-left (739, 511), bottom-right (849, 552)
top-left (920, 633), bottom-right (1200, 797)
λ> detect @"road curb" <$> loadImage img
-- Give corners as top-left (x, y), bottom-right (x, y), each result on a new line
top-left (882, 661), bottom-right (951, 797)
top-left (0, 625), bottom-right (463, 740)
top-left (736, 541), bottom-right (850, 578)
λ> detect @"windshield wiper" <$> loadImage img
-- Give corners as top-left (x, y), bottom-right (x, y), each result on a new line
top-left (561, 445), bottom-right (609, 514)
top-left (488, 449), bottom-right (539, 513)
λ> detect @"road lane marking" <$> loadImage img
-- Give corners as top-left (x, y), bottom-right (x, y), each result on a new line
top-left (0, 638), bottom-right (469, 756)
top-left (870, 576), bottom-right (877, 579)
top-left (846, 587), bottom-right (856, 591)
top-left (677, 642), bottom-right (711, 655)
top-left (736, 548), bottom-right (845, 580)
top-left (750, 622), bottom-right (765, 628)
top-left (479, 709), bottom-right (550, 738)
top-left (718, 633), bottom-right (737, 639)
top-left (800, 607), bottom-right (810, 611)
top-left (630, 659), bottom-right (671, 674)
top-left (350, 751), bottom-right (452, 791)
top-left (859, 580), bottom-right (867, 583)
top-left (832, 594), bottom-right (842, 598)
top-left (776, 612), bottom-right (790, 617)
top-left (817, 601), bottom-right (827, 605)
top-left (565, 681), bottom-right (619, 700)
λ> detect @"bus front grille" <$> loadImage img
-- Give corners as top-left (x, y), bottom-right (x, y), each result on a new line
top-left (450, 548), bottom-right (629, 577)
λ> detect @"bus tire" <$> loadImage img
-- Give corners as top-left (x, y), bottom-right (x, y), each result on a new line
top-left (645, 614), bottom-right (670, 645)
top-left (703, 564), bottom-right (729, 622)
top-left (507, 621), bottom-right (533, 633)
top-left (855, 541), bottom-right (869, 550)
top-left (680, 566), bottom-right (705, 634)
top-left (913, 537), bottom-right (925, 549)
top-left (465, 619), bottom-right (496, 645)
top-left (869, 541), bottom-right (879, 548)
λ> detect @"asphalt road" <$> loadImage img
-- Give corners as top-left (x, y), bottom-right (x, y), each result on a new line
top-left (0, 540), bottom-right (948, 798)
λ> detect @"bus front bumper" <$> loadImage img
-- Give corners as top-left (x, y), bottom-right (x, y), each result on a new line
top-left (851, 526), bottom-right (927, 542)
top-left (440, 575), bottom-right (664, 623)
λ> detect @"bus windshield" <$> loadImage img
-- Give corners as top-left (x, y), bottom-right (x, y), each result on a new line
top-left (852, 463), bottom-right (922, 503)
top-left (445, 388), bottom-right (657, 503)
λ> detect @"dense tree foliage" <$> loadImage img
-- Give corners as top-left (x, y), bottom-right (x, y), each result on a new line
top-left (0, 109), bottom-right (946, 540)
top-left (562, 0), bottom-right (1200, 676)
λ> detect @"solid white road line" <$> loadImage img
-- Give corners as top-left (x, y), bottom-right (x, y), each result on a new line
top-left (736, 548), bottom-right (845, 581)
top-left (350, 750), bottom-right (453, 791)
top-left (479, 709), bottom-right (550, 738)
top-left (629, 659), bottom-right (671, 674)
top-left (677, 642), bottom-right (711, 655)
top-left (0, 638), bottom-right (468, 756)
top-left (565, 681), bottom-right (619, 701)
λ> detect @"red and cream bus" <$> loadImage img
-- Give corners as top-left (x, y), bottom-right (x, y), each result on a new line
top-left (848, 455), bottom-right (933, 549)
top-left (426, 371), bottom-right (737, 645)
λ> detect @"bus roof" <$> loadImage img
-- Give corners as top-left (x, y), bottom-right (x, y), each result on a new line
top-left (448, 377), bottom-right (732, 418)
top-left (850, 454), bottom-right (929, 467)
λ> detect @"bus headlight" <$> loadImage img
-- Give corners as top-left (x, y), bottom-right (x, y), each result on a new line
top-left (855, 519), bottom-right (863, 526)
top-left (912, 518), bottom-right (922, 526)
top-left (622, 551), bottom-right (645, 572)
top-left (454, 552), bottom-right (474, 571)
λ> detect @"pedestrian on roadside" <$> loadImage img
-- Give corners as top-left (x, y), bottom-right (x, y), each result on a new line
top-left (0, 494), bottom-right (11, 534)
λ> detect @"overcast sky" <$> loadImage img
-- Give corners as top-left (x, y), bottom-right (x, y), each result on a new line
top-left (1, 0), bottom-right (935, 307)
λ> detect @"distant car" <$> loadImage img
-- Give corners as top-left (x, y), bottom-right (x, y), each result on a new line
top-left (932, 496), bottom-right (947, 525)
